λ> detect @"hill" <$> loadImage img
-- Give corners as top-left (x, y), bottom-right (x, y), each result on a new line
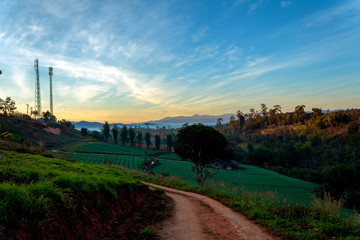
top-left (0, 149), bottom-right (164, 239)
top-left (0, 114), bottom-right (84, 149)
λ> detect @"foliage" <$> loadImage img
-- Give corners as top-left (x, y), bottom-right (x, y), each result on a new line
top-left (145, 132), bottom-right (151, 149)
top-left (41, 110), bottom-right (56, 122)
top-left (80, 127), bottom-right (89, 137)
top-left (166, 134), bottom-right (172, 151)
top-left (155, 135), bottom-right (161, 150)
top-left (0, 97), bottom-right (16, 116)
top-left (129, 127), bottom-right (135, 146)
top-left (138, 225), bottom-right (157, 240)
top-left (137, 131), bottom-right (143, 148)
top-left (120, 125), bottom-right (128, 145)
top-left (101, 121), bottom-right (110, 142)
top-left (0, 149), bottom-right (141, 226)
top-left (140, 157), bottom-right (161, 175)
top-left (111, 124), bottom-right (119, 144)
top-left (175, 124), bottom-right (231, 186)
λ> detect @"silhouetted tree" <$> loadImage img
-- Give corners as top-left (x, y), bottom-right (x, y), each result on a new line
top-left (80, 127), bottom-right (89, 136)
top-left (145, 132), bottom-right (151, 148)
top-left (112, 124), bottom-right (119, 144)
top-left (102, 121), bottom-right (110, 142)
top-left (175, 124), bottom-right (232, 186)
top-left (137, 131), bottom-right (143, 148)
top-left (166, 134), bottom-right (173, 151)
top-left (41, 110), bottom-right (56, 122)
top-left (0, 97), bottom-right (16, 116)
top-left (155, 134), bottom-right (161, 150)
top-left (129, 127), bottom-right (135, 146)
top-left (120, 125), bottom-right (128, 145)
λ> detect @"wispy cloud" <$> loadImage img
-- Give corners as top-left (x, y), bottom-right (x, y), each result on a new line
top-left (191, 26), bottom-right (209, 42)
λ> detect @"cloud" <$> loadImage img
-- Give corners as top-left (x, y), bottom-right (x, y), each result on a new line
top-left (191, 26), bottom-right (209, 42)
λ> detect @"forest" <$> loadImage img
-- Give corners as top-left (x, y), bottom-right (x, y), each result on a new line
top-left (216, 104), bottom-right (360, 209)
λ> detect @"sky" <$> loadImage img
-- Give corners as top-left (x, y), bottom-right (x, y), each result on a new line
top-left (0, 0), bottom-right (359, 123)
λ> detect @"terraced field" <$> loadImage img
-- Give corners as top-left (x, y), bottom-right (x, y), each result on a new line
top-left (70, 142), bottom-right (162, 156)
top-left (65, 143), bottom-right (319, 206)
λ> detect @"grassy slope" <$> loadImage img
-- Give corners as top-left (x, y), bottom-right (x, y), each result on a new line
top-left (0, 115), bottom-right (83, 149)
top-left (0, 149), bottom-right (163, 239)
top-left (67, 142), bottom-right (318, 206)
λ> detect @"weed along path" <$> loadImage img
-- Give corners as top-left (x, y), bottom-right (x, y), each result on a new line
top-left (144, 182), bottom-right (279, 240)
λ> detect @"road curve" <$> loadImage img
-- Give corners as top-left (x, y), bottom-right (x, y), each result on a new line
top-left (144, 182), bottom-right (280, 240)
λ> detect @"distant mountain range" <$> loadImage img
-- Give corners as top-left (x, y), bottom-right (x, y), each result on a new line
top-left (72, 113), bottom-right (235, 131)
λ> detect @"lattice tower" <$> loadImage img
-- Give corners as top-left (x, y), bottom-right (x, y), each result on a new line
top-left (34, 59), bottom-right (41, 115)
top-left (49, 66), bottom-right (53, 114)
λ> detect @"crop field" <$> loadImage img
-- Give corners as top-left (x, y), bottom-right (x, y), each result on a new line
top-left (157, 153), bottom-right (184, 161)
top-left (70, 142), bottom-right (162, 156)
top-left (65, 144), bottom-right (319, 206)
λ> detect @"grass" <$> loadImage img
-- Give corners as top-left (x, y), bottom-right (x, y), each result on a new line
top-left (70, 142), bottom-right (162, 156)
top-left (64, 151), bottom-right (318, 206)
top-left (0, 149), bottom-right (140, 226)
top-left (130, 172), bottom-right (360, 240)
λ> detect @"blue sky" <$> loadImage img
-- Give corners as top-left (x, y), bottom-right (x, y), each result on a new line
top-left (0, 0), bottom-right (359, 123)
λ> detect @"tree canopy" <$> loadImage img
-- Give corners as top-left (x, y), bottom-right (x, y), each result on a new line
top-left (0, 97), bottom-right (16, 116)
top-left (175, 124), bottom-right (231, 186)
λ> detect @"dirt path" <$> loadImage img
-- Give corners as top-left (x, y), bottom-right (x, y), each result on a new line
top-left (144, 182), bottom-right (280, 240)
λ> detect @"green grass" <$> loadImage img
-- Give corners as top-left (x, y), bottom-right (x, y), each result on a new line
top-left (0, 149), bottom-right (140, 226)
top-left (64, 151), bottom-right (318, 206)
top-left (70, 142), bottom-right (163, 156)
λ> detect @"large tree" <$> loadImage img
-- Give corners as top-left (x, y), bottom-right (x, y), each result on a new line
top-left (155, 134), bottom-right (161, 150)
top-left (120, 125), bottom-right (128, 145)
top-left (102, 121), bottom-right (110, 142)
top-left (145, 132), bottom-right (151, 149)
top-left (166, 134), bottom-right (173, 151)
top-left (128, 127), bottom-right (136, 146)
top-left (137, 131), bottom-right (143, 148)
top-left (175, 124), bottom-right (232, 186)
top-left (112, 124), bottom-right (119, 144)
top-left (0, 97), bottom-right (16, 116)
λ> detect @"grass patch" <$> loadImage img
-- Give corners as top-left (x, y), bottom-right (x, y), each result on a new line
top-left (137, 225), bottom-right (157, 240)
top-left (129, 171), bottom-right (360, 240)
top-left (0, 149), bottom-right (141, 226)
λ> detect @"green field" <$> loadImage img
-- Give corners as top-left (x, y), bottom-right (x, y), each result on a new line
top-left (70, 142), bottom-right (162, 156)
top-left (65, 143), bottom-right (319, 206)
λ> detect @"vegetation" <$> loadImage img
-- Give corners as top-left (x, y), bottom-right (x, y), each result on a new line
top-left (218, 104), bottom-right (360, 209)
top-left (145, 132), bottom-right (151, 148)
top-left (101, 121), bottom-right (110, 142)
top-left (131, 172), bottom-right (360, 240)
top-left (111, 124), bottom-right (119, 144)
top-left (120, 125), bottom-right (128, 145)
top-left (0, 97), bottom-right (16, 116)
top-left (155, 134), bottom-right (161, 150)
top-left (175, 124), bottom-right (232, 186)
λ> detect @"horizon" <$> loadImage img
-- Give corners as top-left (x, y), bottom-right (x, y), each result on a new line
top-left (1, 0), bottom-right (359, 123)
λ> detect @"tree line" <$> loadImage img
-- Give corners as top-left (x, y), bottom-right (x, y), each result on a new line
top-left (217, 104), bottom-right (360, 209)
top-left (81, 122), bottom-right (177, 151)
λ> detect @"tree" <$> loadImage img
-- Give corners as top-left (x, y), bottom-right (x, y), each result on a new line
top-left (129, 127), bottom-right (136, 146)
top-left (137, 131), bottom-right (143, 148)
top-left (80, 127), bottom-right (89, 136)
top-left (166, 134), bottom-right (173, 151)
top-left (120, 125), bottom-right (128, 145)
top-left (145, 132), bottom-right (151, 148)
top-left (155, 134), bottom-right (161, 150)
top-left (41, 110), bottom-right (56, 122)
top-left (175, 124), bottom-right (232, 186)
top-left (0, 97), bottom-right (17, 116)
top-left (102, 121), bottom-right (110, 142)
top-left (0, 70), bottom-right (2, 75)
top-left (112, 124), bottom-right (119, 144)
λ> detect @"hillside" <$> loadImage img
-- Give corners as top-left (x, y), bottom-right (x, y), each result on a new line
top-left (0, 115), bottom-right (84, 149)
top-left (0, 149), bottom-right (164, 239)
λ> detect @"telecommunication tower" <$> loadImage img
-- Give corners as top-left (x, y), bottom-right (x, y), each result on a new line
top-left (34, 59), bottom-right (41, 115)
top-left (49, 66), bottom-right (53, 114)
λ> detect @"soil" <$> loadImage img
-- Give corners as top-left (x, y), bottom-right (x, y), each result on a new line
top-left (1, 185), bottom-right (164, 240)
top-left (145, 182), bottom-right (280, 240)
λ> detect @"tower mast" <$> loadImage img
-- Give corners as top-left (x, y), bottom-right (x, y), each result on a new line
top-left (49, 66), bottom-right (53, 115)
top-left (34, 59), bottom-right (41, 116)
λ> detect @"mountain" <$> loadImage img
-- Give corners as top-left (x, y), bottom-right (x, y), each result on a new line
top-left (72, 113), bottom-right (235, 130)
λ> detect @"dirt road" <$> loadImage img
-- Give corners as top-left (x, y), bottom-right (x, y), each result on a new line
top-left (144, 182), bottom-right (280, 240)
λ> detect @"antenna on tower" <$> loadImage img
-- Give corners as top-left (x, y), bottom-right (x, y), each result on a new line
top-left (49, 66), bottom-right (53, 115)
top-left (34, 59), bottom-right (41, 117)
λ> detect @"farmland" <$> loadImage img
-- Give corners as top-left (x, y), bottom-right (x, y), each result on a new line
top-left (66, 142), bottom-right (319, 206)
